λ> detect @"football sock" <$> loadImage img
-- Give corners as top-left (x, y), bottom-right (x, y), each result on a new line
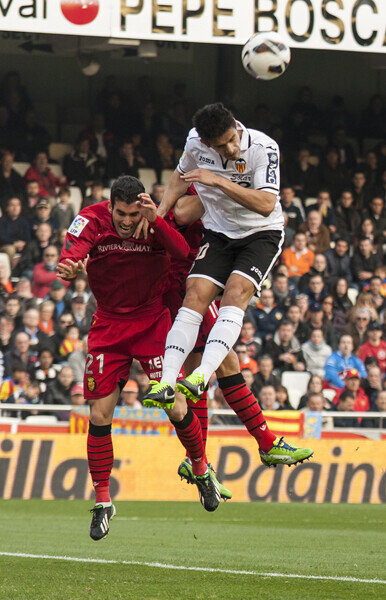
top-left (218, 374), bottom-right (276, 452)
top-left (87, 422), bottom-right (113, 504)
top-left (170, 407), bottom-right (207, 476)
top-left (187, 391), bottom-right (208, 451)
top-left (194, 306), bottom-right (244, 384)
top-left (162, 307), bottom-right (203, 388)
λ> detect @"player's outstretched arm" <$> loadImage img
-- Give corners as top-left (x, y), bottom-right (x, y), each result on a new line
top-left (181, 168), bottom-right (276, 217)
top-left (157, 169), bottom-right (190, 218)
top-left (173, 193), bottom-right (204, 226)
top-left (57, 258), bottom-right (87, 281)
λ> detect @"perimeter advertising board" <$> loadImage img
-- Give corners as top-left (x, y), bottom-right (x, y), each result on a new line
top-left (0, 1), bottom-right (385, 53)
top-left (0, 434), bottom-right (384, 503)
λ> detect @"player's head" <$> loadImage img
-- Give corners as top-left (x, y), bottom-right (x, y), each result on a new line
top-left (193, 102), bottom-right (240, 160)
top-left (109, 176), bottom-right (145, 239)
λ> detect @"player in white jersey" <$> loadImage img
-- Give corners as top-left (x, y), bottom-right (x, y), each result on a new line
top-left (145, 103), bottom-right (313, 468)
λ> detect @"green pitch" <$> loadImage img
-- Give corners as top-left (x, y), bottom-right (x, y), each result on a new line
top-left (0, 500), bottom-right (384, 600)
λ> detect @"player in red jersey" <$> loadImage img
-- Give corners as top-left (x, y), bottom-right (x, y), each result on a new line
top-left (57, 176), bottom-right (221, 541)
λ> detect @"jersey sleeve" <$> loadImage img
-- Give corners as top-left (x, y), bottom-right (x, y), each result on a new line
top-left (177, 135), bottom-right (198, 175)
top-left (151, 215), bottom-right (190, 259)
top-left (251, 141), bottom-right (280, 194)
top-left (59, 211), bottom-right (97, 264)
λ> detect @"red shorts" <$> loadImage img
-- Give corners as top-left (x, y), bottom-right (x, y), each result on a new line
top-left (84, 307), bottom-right (180, 400)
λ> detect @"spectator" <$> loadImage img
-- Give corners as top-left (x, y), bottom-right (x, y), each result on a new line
top-left (367, 276), bottom-right (386, 314)
top-left (287, 148), bottom-right (320, 199)
top-left (298, 374), bottom-right (325, 409)
top-left (0, 361), bottom-right (28, 402)
top-left (23, 179), bottom-right (42, 219)
top-left (0, 254), bottom-right (12, 299)
top-left (251, 355), bottom-right (280, 396)
top-left (32, 347), bottom-right (61, 396)
top-left (238, 319), bottom-right (261, 360)
top-left (342, 307), bottom-right (370, 352)
top-left (63, 138), bottom-right (99, 195)
top-left (50, 311), bottom-right (75, 358)
top-left (258, 384), bottom-right (279, 411)
top-left (305, 189), bottom-right (337, 237)
top-left (304, 274), bottom-right (328, 306)
top-left (333, 368), bottom-right (370, 412)
top-left (70, 382), bottom-right (86, 406)
top-left (276, 385), bottom-right (293, 410)
top-left (361, 390), bottom-right (386, 428)
top-left (271, 271), bottom-right (296, 310)
top-left (319, 146), bottom-right (349, 202)
top-left (235, 342), bottom-right (258, 374)
top-left (286, 303), bottom-right (309, 344)
top-left (80, 112), bottom-right (115, 162)
top-left (351, 169), bottom-right (373, 210)
top-left (335, 190), bottom-right (361, 238)
top-left (3, 293), bottom-right (23, 328)
top-left (249, 287), bottom-right (285, 341)
top-left (305, 302), bottom-right (338, 349)
top-left (81, 181), bottom-right (108, 210)
top-left (17, 307), bottom-right (53, 354)
top-left (70, 295), bottom-right (92, 336)
top-left (29, 198), bottom-right (59, 240)
top-left (151, 183), bottom-right (166, 206)
top-left (0, 315), bottom-right (15, 354)
top-left (59, 324), bottom-right (83, 360)
top-left (324, 237), bottom-right (351, 285)
top-left (362, 365), bottom-right (383, 407)
top-left (295, 293), bottom-right (310, 320)
top-left (0, 149), bottom-right (25, 210)
top-left (280, 185), bottom-right (304, 231)
top-left (45, 364), bottom-right (74, 407)
top-left (46, 280), bottom-right (70, 321)
top-left (17, 109), bottom-right (50, 161)
top-left (325, 334), bottom-right (367, 389)
top-left (321, 294), bottom-right (342, 332)
top-left (353, 217), bottom-right (384, 255)
top-left (360, 94), bottom-right (386, 140)
top-left (301, 392), bottom-right (325, 412)
top-left (32, 245), bottom-right (68, 299)
top-left (106, 140), bottom-right (140, 182)
top-left (24, 151), bottom-right (66, 198)
top-left (301, 329), bottom-right (332, 378)
top-left (346, 292), bottom-right (379, 324)
top-left (364, 196), bottom-right (386, 238)
top-left (68, 272), bottom-right (91, 303)
top-left (298, 210), bottom-right (330, 253)
top-left (332, 390), bottom-right (359, 428)
top-left (358, 321), bottom-right (386, 373)
top-left (0, 196), bottom-right (31, 262)
top-left (38, 300), bottom-right (55, 337)
top-left (68, 334), bottom-right (87, 384)
top-left (5, 378), bottom-right (43, 418)
top-left (151, 132), bottom-right (175, 179)
top-left (264, 320), bottom-right (305, 373)
top-left (4, 332), bottom-right (36, 378)
top-left (120, 379), bottom-right (142, 408)
top-left (351, 236), bottom-right (382, 288)
top-left (241, 367), bottom-right (255, 390)
top-left (51, 188), bottom-right (75, 230)
top-left (330, 126), bottom-right (356, 170)
top-left (298, 254), bottom-right (329, 293)
top-left (281, 232), bottom-right (315, 281)
top-left (14, 277), bottom-right (35, 309)
top-left (13, 221), bottom-right (53, 279)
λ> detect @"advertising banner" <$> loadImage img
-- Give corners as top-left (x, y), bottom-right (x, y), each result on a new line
top-left (0, 434), bottom-right (384, 503)
top-left (0, 1), bottom-right (384, 53)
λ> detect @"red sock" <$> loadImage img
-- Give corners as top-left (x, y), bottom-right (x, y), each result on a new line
top-left (218, 374), bottom-right (276, 452)
top-left (187, 391), bottom-right (208, 450)
top-left (171, 407), bottom-right (207, 476)
top-left (87, 422), bottom-right (113, 504)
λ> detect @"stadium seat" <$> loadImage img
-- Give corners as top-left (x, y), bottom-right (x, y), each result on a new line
top-left (161, 170), bottom-right (174, 185)
top-left (103, 188), bottom-right (111, 199)
top-left (281, 371), bottom-right (311, 409)
top-left (49, 142), bottom-right (73, 162)
top-left (49, 163), bottom-right (63, 178)
top-left (292, 196), bottom-right (305, 220)
top-left (322, 388), bottom-right (336, 403)
top-left (138, 168), bottom-right (158, 191)
top-left (68, 186), bottom-right (83, 215)
top-left (347, 287), bottom-right (359, 305)
top-left (305, 197), bottom-right (317, 207)
top-left (13, 162), bottom-right (30, 177)
top-left (24, 415), bottom-right (58, 424)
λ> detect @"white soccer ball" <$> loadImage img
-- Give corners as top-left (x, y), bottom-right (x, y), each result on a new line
top-left (241, 32), bottom-right (291, 81)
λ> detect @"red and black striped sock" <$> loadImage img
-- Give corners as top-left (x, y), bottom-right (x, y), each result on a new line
top-left (187, 390), bottom-right (208, 450)
top-left (218, 374), bottom-right (276, 452)
top-left (170, 407), bottom-right (207, 476)
top-left (87, 422), bottom-right (113, 504)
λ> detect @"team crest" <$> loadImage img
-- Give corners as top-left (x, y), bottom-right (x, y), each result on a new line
top-left (87, 376), bottom-right (97, 392)
top-left (235, 158), bottom-right (246, 173)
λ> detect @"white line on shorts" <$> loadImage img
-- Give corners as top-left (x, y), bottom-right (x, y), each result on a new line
top-left (0, 551), bottom-right (384, 584)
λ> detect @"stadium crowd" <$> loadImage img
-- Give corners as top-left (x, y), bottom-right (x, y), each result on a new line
top-left (0, 71), bottom-right (385, 427)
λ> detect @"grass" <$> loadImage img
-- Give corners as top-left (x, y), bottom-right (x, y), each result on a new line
top-left (0, 500), bottom-right (384, 599)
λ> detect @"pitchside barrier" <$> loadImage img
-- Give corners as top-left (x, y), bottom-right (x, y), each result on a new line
top-left (0, 405), bottom-right (385, 504)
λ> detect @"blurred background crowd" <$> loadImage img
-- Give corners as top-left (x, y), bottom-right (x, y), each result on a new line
top-left (0, 70), bottom-right (385, 427)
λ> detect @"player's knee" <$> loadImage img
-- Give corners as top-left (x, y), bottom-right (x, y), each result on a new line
top-left (222, 284), bottom-right (253, 310)
top-left (183, 285), bottom-right (210, 315)
top-left (89, 400), bottom-right (114, 425)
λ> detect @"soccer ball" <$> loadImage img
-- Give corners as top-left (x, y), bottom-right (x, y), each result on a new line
top-left (241, 32), bottom-right (291, 81)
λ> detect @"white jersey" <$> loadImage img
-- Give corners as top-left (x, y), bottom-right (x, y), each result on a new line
top-left (177, 121), bottom-right (284, 239)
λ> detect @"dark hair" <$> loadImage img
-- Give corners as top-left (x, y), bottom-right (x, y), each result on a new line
top-left (110, 175), bottom-right (145, 208)
top-left (339, 390), bottom-right (355, 403)
top-left (335, 236), bottom-right (349, 245)
top-left (58, 187), bottom-right (70, 196)
top-left (11, 361), bottom-right (27, 373)
top-left (91, 180), bottom-right (104, 189)
top-left (370, 275), bottom-right (382, 284)
top-left (358, 235), bottom-right (372, 243)
top-left (38, 347), bottom-right (54, 357)
top-left (193, 102), bottom-right (235, 142)
top-left (273, 272), bottom-right (287, 281)
top-left (279, 319), bottom-right (293, 328)
top-left (26, 178), bottom-right (39, 186)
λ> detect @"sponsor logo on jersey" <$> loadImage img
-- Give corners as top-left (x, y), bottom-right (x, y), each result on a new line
top-left (266, 152), bottom-right (278, 185)
top-left (97, 242), bottom-right (151, 253)
top-left (87, 376), bottom-right (96, 392)
top-left (235, 158), bottom-right (246, 173)
top-left (65, 239), bottom-right (74, 250)
top-left (250, 266), bottom-right (263, 278)
top-left (199, 155), bottom-right (215, 165)
top-left (68, 215), bottom-right (90, 237)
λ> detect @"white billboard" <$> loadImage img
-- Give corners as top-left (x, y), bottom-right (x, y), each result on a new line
top-left (1, 1), bottom-right (385, 53)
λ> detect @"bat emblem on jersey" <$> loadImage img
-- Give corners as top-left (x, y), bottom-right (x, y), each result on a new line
top-left (87, 376), bottom-right (97, 392)
top-left (235, 158), bottom-right (246, 173)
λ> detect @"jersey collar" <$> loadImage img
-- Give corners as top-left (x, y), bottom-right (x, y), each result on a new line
top-left (236, 121), bottom-right (251, 152)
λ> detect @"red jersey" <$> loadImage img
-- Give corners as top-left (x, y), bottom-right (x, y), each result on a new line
top-left (333, 386), bottom-right (370, 412)
top-left (59, 201), bottom-right (190, 315)
top-left (358, 340), bottom-right (386, 373)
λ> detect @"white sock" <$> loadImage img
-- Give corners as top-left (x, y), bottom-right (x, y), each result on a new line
top-left (194, 305), bottom-right (245, 384)
top-left (162, 307), bottom-right (203, 388)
